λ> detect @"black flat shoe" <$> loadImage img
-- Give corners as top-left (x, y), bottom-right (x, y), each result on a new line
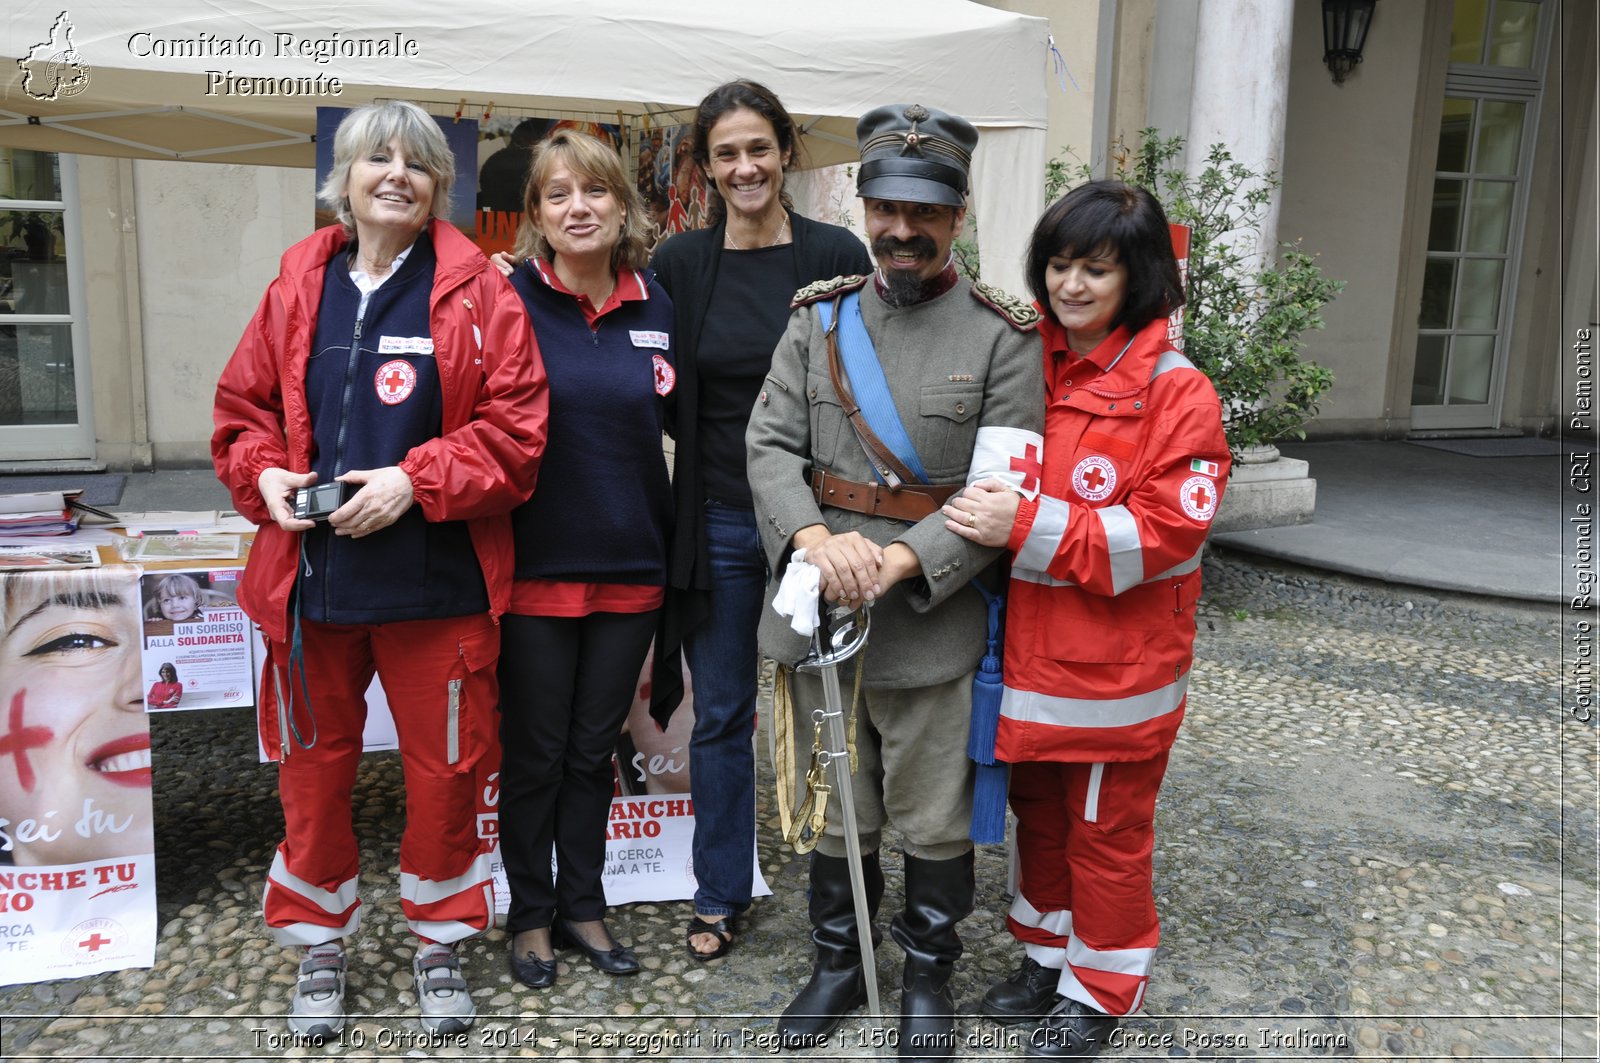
top-left (552, 917), bottom-right (640, 976)
top-left (509, 947), bottom-right (557, 989)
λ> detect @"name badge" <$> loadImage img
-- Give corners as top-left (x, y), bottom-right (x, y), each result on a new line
top-left (378, 335), bottom-right (435, 354)
top-left (630, 330), bottom-right (669, 350)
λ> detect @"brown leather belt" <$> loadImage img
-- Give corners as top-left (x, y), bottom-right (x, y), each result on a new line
top-left (810, 469), bottom-right (963, 522)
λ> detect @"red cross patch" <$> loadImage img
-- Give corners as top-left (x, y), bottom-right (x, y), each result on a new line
top-left (1071, 455), bottom-right (1116, 502)
top-left (1010, 443), bottom-right (1043, 494)
top-left (1180, 474), bottom-right (1217, 521)
top-left (652, 354), bottom-right (676, 397)
top-left (374, 359), bottom-right (417, 405)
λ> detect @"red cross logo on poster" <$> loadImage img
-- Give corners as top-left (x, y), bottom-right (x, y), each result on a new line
top-left (1180, 474), bottom-right (1217, 521)
top-left (1071, 455), bottom-right (1116, 502)
top-left (374, 359), bottom-right (417, 405)
top-left (63, 917), bottom-right (125, 959)
top-left (652, 354), bottom-right (676, 397)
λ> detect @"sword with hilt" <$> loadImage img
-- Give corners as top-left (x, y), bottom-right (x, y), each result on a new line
top-left (794, 598), bottom-right (880, 1022)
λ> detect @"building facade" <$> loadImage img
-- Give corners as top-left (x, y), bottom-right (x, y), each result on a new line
top-left (0, 0), bottom-right (1591, 467)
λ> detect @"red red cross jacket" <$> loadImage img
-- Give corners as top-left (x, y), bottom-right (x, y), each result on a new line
top-left (212, 220), bottom-right (548, 644)
top-left (995, 311), bottom-right (1230, 764)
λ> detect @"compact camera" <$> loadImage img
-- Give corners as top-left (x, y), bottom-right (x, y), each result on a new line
top-left (293, 481), bottom-right (355, 524)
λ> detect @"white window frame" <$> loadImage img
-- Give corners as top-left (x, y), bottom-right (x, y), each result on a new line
top-left (0, 153), bottom-right (93, 459)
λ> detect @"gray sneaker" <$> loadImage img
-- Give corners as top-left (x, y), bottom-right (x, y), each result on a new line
top-left (412, 942), bottom-right (475, 1034)
top-left (288, 942), bottom-right (346, 1040)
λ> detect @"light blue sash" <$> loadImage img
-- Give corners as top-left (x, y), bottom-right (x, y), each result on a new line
top-left (818, 292), bottom-right (931, 485)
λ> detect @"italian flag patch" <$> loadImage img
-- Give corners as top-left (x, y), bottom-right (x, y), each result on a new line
top-left (1190, 458), bottom-right (1220, 476)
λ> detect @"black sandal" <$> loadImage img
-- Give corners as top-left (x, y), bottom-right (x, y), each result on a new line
top-left (685, 913), bottom-right (735, 961)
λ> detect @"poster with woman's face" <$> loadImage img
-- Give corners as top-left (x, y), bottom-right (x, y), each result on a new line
top-left (0, 568), bottom-right (153, 866)
top-left (0, 567), bottom-right (159, 985)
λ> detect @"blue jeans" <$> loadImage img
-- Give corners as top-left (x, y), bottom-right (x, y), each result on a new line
top-left (683, 501), bottom-right (766, 918)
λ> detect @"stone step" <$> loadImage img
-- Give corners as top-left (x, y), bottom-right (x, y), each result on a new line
top-left (1214, 457), bottom-right (1316, 532)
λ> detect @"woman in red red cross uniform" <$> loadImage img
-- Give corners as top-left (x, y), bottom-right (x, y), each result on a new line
top-left (943, 180), bottom-right (1230, 1058)
top-left (214, 101), bottom-right (546, 1040)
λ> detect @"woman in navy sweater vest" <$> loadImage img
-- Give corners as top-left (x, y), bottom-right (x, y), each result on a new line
top-left (498, 131), bottom-right (675, 989)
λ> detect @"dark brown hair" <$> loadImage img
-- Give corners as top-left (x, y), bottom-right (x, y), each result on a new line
top-left (1026, 180), bottom-right (1186, 334)
top-left (691, 80), bottom-right (802, 224)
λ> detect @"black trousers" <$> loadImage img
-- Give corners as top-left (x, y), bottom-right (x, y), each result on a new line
top-left (497, 609), bottom-right (659, 932)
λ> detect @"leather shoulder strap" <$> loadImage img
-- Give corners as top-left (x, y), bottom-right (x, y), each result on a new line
top-left (821, 294), bottom-right (919, 489)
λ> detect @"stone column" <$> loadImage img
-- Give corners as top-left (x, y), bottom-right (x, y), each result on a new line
top-left (1186, 0), bottom-right (1295, 267)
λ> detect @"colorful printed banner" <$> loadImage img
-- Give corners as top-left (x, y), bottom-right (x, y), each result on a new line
top-left (0, 567), bottom-right (157, 985)
top-left (1168, 222), bottom-right (1190, 350)
top-left (139, 568), bottom-right (253, 712)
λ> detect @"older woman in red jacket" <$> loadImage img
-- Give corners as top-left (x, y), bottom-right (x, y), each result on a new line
top-left (213, 100), bottom-right (546, 1042)
top-left (944, 181), bottom-right (1229, 1058)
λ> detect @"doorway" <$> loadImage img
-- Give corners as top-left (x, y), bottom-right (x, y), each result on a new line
top-left (1410, 0), bottom-right (1551, 430)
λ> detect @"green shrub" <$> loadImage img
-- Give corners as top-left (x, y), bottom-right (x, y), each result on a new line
top-left (1078, 130), bottom-right (1340, 455)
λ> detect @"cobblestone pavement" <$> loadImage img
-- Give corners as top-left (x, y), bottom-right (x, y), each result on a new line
top-left (0, 552), bottom-right (1591, 1061)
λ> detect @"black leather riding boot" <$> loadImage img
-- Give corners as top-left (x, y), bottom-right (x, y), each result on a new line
top-left (778, 851), bottom-right (885, 1050)
top-left (892, 850), bottom-right (975, 1061)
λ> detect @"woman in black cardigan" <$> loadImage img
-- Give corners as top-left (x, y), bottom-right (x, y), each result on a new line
top-left (649, 80), bottom-right (870, 960)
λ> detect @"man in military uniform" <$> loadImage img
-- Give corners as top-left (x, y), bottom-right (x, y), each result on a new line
top-left (746, 103), bottom-right (1044, 1059)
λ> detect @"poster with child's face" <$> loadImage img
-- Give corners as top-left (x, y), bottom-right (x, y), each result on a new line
top-left (138, 570), bottom-right (253, 712)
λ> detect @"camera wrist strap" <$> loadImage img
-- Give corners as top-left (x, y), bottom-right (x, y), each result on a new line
top-left (282, 536), bottom-right (319, 750)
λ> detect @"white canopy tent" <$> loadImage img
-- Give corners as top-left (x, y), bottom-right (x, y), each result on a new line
top-left (2, 0), bottom-right (1049, 292)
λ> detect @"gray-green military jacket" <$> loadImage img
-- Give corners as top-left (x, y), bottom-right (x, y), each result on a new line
top-left (746, 274), bottom-right (1045, 688)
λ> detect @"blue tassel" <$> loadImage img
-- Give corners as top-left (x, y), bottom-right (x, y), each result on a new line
top-left (970, 763), bottom-right (1009, 845)
top-left (967, 649), bottom-right (1003, 765)
top-left (968, 587), bottom-right (1008, 845)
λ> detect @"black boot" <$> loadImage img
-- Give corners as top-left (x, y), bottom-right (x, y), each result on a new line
top-left (1023, 997), bottom-right (1119, 1058)
top-left (892, 850), bottom-right (975, 1061)
top-left (982, 955), bottom-right (1064, 1024)
top-left (778, 851), bottom-right (884, 1050)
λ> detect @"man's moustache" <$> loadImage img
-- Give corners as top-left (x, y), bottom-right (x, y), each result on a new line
top-left (871, 236), bottom-right (939, 259)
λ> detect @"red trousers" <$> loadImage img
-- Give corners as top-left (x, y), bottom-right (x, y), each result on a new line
top-left (257, 613), bottom-right (499, 946)
top-left (1006, 752), bottom-right (1170, 1016)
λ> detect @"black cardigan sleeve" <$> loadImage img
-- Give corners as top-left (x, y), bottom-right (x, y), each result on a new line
top-left (646, 214), bottom-right (869, 725)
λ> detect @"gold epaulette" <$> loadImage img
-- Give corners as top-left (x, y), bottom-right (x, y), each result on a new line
top-left (971, 281), bottom-right (1041, 331)
top-left (791, 274), bottom-right (869, 309)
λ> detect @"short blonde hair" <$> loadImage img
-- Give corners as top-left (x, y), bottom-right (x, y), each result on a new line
top-left (318, 100), bottom-right (456, 229)
top-left (513, 131), bottom-right (651, 271)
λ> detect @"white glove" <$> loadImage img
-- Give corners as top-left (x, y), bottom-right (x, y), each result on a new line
top-left (771, 547), bottom-right (821, 637)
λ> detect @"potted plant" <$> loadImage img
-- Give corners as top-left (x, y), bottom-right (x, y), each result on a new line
top-left (1080, 131), bottom-right (1340, 461)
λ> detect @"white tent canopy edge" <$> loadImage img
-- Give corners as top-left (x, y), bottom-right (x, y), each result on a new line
top-left (2, 0), bottom-right (1048, 292)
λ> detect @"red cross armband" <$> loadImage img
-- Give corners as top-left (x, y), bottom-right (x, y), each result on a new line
top-left (969, 427), bottom-right (1045, 500)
